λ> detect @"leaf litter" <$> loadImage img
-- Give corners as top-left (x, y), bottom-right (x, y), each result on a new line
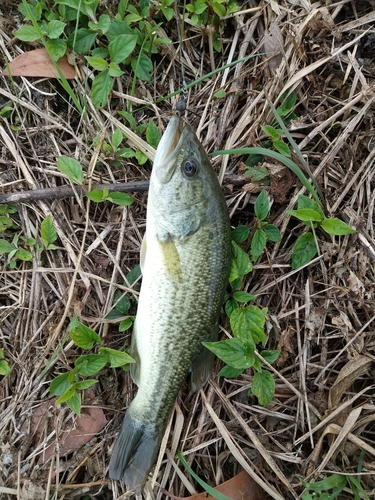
top-left (1, 0), bottom-right (375, 499)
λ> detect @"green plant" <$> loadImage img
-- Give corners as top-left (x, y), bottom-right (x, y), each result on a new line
top-left (86, 187), bottom-right (134, 206)
top-left (262, 124), bottom-right (291, 157)
top-left (177, 450), bottom-right (231, 500)
top-left (15, 0), bottom-right (171, 108)
top-left (105, 264), bottom-right (141, 332)
top-left (250, 190), bottom-right (281, 262)
top-left (0, 349), bottom-right (11, 376)
top-left (0, 211), bottom-right (58, 268)
top-left (301, 465), bottom-right (371, 500)
top-left (228, 226), bottom-right (253, 291)
top-left (49, 314), bottom-right (135, 416)
top-left (0, 203), bottom-right (17, 232)
top-left (114, 117), bottom-right (161, 165)
top-left (203, 301), bottom-right (279, 406)
top-left (287, 195), bottom-right (355, 269)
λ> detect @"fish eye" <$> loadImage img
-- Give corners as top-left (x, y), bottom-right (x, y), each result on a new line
top-left (182, 158), bottom-right (197, 177)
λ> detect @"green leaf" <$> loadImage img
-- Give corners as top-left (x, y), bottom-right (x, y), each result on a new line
top-left (86, 56), bottom-right (108, 71)
top-left (214, 89), bottom-right (226, 98)
top-left (49, 372), bottom-right (70, 396)
top-left (98, 347), bottom-right (135, 367)
top-left (112, 129), bottom-right (123, 149)
top-left (66, 391), bottom-right (81, 416)
top-left (229, 241), bottom-right (252, 286)
top-left (57, 156), bottom-right (83, 185)
top-left (75, 354), bottom-right (108, 376)
top-left (15, 26), bottom-right (40, 42)
top-left (91, 69), bottom-right (113, 108)
top-left (126, 264), bottom-right (141, 286)
top-left (259, 350), bottom-right (280, 365)
top-left (231, 225), bottom-right (249, 243)
top-left (47, 20), bottom-right (66, 38)
top-left (244, 166), bottom-right (269, 183)
top-left (107, 293), bottom-right (131, 317)
top-left (86, 189), bottom-right (105, 202)
top-left (230, 306), bottom-right (266, 345)
top-left (273, 139), bottom-right (291, 157)
top-left (56, 385), bottom-right (77, 405)
top-left (146, 120), bottom-right (160, 148)
top-left (117, 148), bottom-right (136, 158)
top-left (0, 359), bottom-right (11, 375)
top-left (0, 203), bottom-right (17, 215)
top-left (212, 1), bottom-right (226, 16)
top-left (41, 215), bottom-right (58, 249)
top-left (106, 19), bottom-right (134, 41)
top-left (287, 208), bottom-right (323, 222)
top-left (225, 299), bottom-right (238, 317)
top-left (217, 365), bottom-right (243, 378)
top-left (45, 39), bottom-right (67, 61)
top-left (161, 6), bottom-right (174, 21)
top-left (203, 338), bottom-right (255, 370)
top-left (92, 47), bottom-right (108, 58)
top-left (98, 14), bottom-right (111, 33)
top-left (254, 190), bottom-right (269, 221)
top-left (297, 194), bottom-right (323, 215)
top-left (263, 125), bottom-right (279, 140)
top-left (109, 34), bottom-right (137, 64)
top-left (233, 291), bottom-right (256, 303)
top-left (301, 474), bottom-right (347, 493)
top-left (136, 149), bottom-right (148, 165)
top-left (280, 91), bottom-right (297, 111)
top-left (106, 192), bottom-right (134, 206)
top-left (119, 317), bottom-right (134, 331)
top-left (14, 248), bottom-right (33, 261)
top-left (68, 28), bottom-right (97, 54)
top-left (320, 218), bottom-right (356, 235)
top-left (177, 451), bottom-right (232, 500)
top-left (108, 62), bottom-right (124, 77)
top-left (251, 370), bottom-right (275, 406)
top-left (251, 229), bottom-right (266, 261)
top-left (74, 379), bottom-right (98, 390)
top-left (118, 110), bottom-right (137, 130)
top-left (291, 232), bottom-right (317, 269)
top-left (132, 53), bottom-right (153, 81)
top-left (69, 315), bottom-right (101, 349)
top-left (263, 224), bottom-right (281, 242)
top-left (0, 240), bottom-right (15, 255)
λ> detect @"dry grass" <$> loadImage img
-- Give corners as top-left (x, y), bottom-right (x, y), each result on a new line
top-left (1, 0), bottom-right (375, 499)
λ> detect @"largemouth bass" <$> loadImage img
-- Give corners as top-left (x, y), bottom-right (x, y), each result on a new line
top-left (109, 115), bottom-right (231, 492)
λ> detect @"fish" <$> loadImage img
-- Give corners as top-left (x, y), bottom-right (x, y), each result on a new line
top-left (108, 115), bottom-right (231, 492)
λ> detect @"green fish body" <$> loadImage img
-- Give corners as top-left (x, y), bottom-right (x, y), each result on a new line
top-left (109, 116), bottom-right (231, 492)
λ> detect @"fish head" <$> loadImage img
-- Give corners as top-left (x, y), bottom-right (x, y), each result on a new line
top-left (149, 116), bottom-right (225, 241)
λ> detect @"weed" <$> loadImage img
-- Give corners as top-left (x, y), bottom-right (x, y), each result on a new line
top-left (287, 195), bottom-right (355, 269)
top-left (15, 0), bottom-right (171, 108)
top-left (0, 211), bottom-right (58, 268)
top-left (251, 189), bottom-right (281, 262)
top-left (0, 349), bottom-right (11, 376)
top-left (49, 314), bottom-right (135, 416)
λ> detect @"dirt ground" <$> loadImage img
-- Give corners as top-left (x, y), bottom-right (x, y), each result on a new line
top-left (1, 0), bottom-right (375, 499)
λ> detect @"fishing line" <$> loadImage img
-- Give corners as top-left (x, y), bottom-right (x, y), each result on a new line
top-left (175, 0), bottom-right (188, 114)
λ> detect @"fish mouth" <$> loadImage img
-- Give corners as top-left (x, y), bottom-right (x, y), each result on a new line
top-left (153, 116), bottom-right (185, 184)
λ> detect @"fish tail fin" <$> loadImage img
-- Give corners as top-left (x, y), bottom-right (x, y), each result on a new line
top-left (109, 406), bottom-right (162, 492)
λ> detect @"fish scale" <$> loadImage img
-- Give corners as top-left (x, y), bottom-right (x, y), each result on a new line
top-left (109, 115), bottom-right (231, 492)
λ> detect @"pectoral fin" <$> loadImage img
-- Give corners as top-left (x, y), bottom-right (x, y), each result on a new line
top-left (140, 233), bottom-right (147, 273)
top-left (159, 238), bottom-right (182, 283)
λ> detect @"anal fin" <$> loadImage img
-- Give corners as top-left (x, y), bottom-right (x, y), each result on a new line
top-left (190, 323), bottom-right (219, 392)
